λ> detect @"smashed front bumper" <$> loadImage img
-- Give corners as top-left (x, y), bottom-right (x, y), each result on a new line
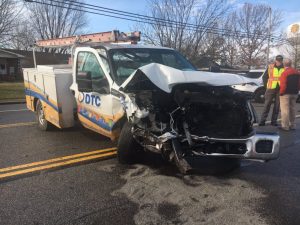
top-left (190, 132), bottom-right (280, 161)
top-left (170, 132), bottom-right (280, 173)
top-left (133, 128), bottom-right (280, 161)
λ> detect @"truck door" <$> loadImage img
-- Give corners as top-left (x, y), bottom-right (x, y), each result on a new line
top-left (74, 50), bottom-right (119, 140)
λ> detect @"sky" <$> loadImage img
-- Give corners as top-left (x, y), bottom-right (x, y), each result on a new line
top-left (87, 0), bottom-right (300, 33)
top-left (87, 0), bottom-right (148, 33)
top-left (86, 0), bottom-right (300, 57)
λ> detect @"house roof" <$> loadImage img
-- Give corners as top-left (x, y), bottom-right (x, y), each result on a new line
top-left (0, 49), bottom-right (25, 59)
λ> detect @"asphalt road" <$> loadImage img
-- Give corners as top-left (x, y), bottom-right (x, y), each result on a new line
top-left (1, 103), bottom-right (300, 225)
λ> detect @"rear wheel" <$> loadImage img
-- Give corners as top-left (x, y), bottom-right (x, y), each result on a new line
top-left (36, 100), bottom-right (50, 131)
top-left (117, 121), bottom-right (143, 164)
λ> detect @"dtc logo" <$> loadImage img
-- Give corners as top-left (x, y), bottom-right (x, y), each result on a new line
top-left (78, 92), bottom-right (101, 107)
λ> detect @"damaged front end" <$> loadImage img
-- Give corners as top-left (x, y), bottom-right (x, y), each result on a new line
top-left (119, 64), bottom-right (280, 173)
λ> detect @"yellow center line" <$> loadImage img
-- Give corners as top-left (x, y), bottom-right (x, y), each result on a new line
top-left (0, 122), bottom-right (36, 129)
top-left (0, 147), bottom-right (117, 173)
top-left (0, 151), bottom-right (117, 179)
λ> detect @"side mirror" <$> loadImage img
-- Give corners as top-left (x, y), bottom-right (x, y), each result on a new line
top-left (77, 71), bottom-right (92, 92)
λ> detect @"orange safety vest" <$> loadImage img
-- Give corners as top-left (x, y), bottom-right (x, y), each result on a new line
top-left (267, 64), bottom-right (285, 89)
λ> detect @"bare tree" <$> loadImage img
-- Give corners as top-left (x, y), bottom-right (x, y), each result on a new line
top-left (25, 0), bottom-right (87, 52)
top-left (142, 0), bottom-right (195, 51)
top-left (231, 3), bottom-right (282, 69)
top-left (0, 0), bottom-right (21, 46)
top-left (196, 32), bottom-right (225, 66)
top-left (217, 16), bottom-right (240, 67)
top-left (141, 1), bottom-right (283, 68)
top-left (141, 0), bottom-right (230, 65)
top-left (285, 33), bottom-right (300, 68)
top-left (9, 19), bottom-right (37, 50)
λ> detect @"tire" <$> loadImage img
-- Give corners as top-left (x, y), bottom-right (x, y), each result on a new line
top-left (36, 99), bottom-right (51, 131)
top-left (117, 121), bottom-right (143, 164)
top-left (254, 88), bottom-right (265, 103)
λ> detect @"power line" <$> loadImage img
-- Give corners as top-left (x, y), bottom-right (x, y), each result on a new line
top-left (60, 0), bottom-right (284, 41)
top-left (61, 0), bottom-right (243, 36)
top-left (25, 0), bottom-right (284, 42)
top-left (64, 0), bottom-right (284, 40)
top-left (25, 0), bottom-right (221, 38)
top-left (62, 0), bottom-right (283, 41)
top-left (26, 0), bottom-right (280, 41)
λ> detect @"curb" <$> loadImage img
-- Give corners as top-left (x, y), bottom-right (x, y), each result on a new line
top-left (0, 100), bottom-right (26, 105)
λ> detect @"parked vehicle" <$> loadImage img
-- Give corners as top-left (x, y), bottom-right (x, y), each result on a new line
top-left (23, 31), bottom-right (280, 173)
top-left (232, 69), bottom-right (266, 103)
top-left (233, 69), bottom-right (300, 103)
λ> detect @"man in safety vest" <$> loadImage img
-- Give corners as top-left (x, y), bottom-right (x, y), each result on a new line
top-left (259, 55), bottom-right (285, 126)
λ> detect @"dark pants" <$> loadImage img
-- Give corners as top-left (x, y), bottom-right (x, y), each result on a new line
top-left (260, 88), bottom-right (280, 124)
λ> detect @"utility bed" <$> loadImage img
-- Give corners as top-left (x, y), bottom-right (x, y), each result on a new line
top-left (23, 65), bottom-right (75, 128)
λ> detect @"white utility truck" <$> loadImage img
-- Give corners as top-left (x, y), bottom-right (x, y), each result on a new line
top-left (24, 31), bottom-right (280, 173)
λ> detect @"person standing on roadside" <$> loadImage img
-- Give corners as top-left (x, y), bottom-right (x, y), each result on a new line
top-left (259, 55), bottom-right (285, 126)
top-left (279, 59), bottom-right (300, 131)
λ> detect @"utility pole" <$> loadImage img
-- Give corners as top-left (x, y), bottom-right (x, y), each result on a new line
top-left (266, 7), bottom-right (272, 66)
top-left (295, 33), bottom-right (299, 69)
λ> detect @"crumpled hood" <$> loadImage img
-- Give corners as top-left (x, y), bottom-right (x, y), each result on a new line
top-left (121, 63), bottom-right (254, 93)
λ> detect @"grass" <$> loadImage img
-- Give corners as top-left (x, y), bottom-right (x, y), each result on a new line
top-left (0, 82), bottom-right (25, 101)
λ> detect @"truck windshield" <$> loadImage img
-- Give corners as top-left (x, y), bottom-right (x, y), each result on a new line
top-left (108, 48), bottom-right (196, 84)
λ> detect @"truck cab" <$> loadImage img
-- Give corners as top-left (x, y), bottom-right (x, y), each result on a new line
top-left (71, 44), bottom-right (196, 140)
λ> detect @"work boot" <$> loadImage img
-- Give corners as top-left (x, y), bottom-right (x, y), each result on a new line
top-left (278, 126), bottom-right (289, 131)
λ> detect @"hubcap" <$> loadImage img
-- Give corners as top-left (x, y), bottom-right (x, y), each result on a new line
top-left (260, 94), bottom-right (264, 99)
top-left (38, 104), bottom-right (45, 125)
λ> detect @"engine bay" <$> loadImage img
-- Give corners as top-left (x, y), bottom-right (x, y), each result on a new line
top-left (126, 83), bottom-right (255, 156)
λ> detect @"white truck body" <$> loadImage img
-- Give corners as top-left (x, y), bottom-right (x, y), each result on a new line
top-left (23, 65), bottom-right (75, 128)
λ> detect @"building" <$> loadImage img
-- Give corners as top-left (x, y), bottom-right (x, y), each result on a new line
top-left (0, 48), bottom-right (69, 81)
top-left (0, 49), bottom-right (24, 81)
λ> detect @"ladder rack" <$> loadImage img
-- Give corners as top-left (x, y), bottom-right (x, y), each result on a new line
top-left (32, 30), bottom-right (141, 67)
top-left (35, 30), bottom-right (141, 48)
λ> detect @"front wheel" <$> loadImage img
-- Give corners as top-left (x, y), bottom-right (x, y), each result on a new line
top-left (36, 99), bottom-right (51, 131)
top-left (117, 122), bottom-right (143, 164)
